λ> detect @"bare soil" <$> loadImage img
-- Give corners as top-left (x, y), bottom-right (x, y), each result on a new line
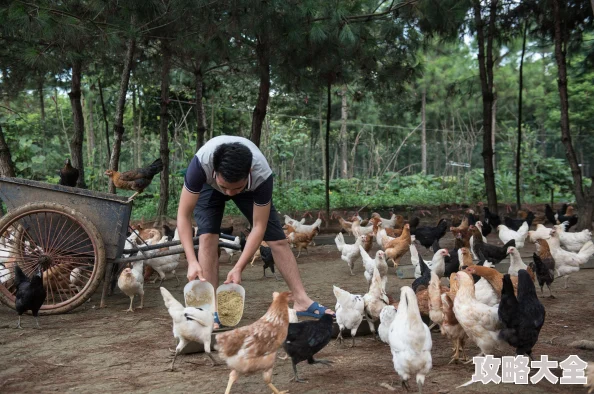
top-left (1, 229), bottom-right (593, 394)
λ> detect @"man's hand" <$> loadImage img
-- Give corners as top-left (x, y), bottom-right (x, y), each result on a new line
top-left (187, 261), bottom-right (207, 282)
top-left (224, 267), bottom-right (242, 285)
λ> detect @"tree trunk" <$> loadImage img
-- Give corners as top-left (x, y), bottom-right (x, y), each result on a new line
top-left (421, 86), bottom-right (427, 174)
top-left (68, 59), bottom-right (87, 189)
top-left (0, 124), bottom-right (15, 177)
top-left (136, 85), bottom-right (143, 168)
top-left (156, 43), bottom-right (172, 221)
top-left (85, 92), bottom-right (95, 188)
top-left (473, 0), bottom-right (498, 213)
top-left (210, 97), bottom-right (215, 140)
top-left (516, 22), bottom-right (527, 211)
top-left (194, 67), bottom-right (207, 151)
top-left (132, 86), bottom-right (138, 168)
top-left (98, 78), bottom-right (110, 168)
top-left (108, 36), bottom-right (136, 193)
top-left (552, 0), bottom-right (593, 230)
top-left (325, 80), bottom-right (331, 225)
top-left (339, 85), bottom-right (348, 178)
top-left (492, 90), bottom-right (497, 171)
top-left (319, 94), bottom-right (326, 180)
top-left (250, 38), bottom-right (270, 147)
top-left (38, 78), bottom-right (46, 147)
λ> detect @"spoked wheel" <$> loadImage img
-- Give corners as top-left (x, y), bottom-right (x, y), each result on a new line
top-left (0, 202), bottom-right (105, 314)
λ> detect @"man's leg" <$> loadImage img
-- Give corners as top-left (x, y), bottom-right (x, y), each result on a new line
top-left (231, 193), bottom-right (333, 315)
top-left (194, 185), bottom-right (227, 326)
top-left (266, 239), bottom-right (332, 315)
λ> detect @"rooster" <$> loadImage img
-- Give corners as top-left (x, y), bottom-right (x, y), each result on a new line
top-left (216, 291), bottom-right (291, 394)
top-left (58, 158), bottom-right (79, 187)
top-left (104, 158), bottom-right (164, 202)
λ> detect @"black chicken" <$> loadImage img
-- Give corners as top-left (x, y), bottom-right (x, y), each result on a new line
top-left (259, 245), bottom-right (279, 280)
top-left (407, 216), bottom-right (420, 233)
top-left (412, 218), bottom-right (448, 249)
top-left (412, 252), bottom-right (431, 293)
top-left (482, 206), bottom-right (501, 229)
top-left (58, 158), bottom-right (79, 187)
top-left (470, 226), bottom-right (515, 264)
top-left (556, 207), bottom-right (578, 230)
top-left (498, 270), bottom-right (546, 358)
top-left (162, 224), bottom-right (176, 241)
top-left (504, 211), bottom-right (535, 231)
top-left (220, 225), bottom-right (234, 236)
top-left (283, 313), bottom-right (334, 383)
top-left (544, 204), bottom-right (557, 225)
top-left (14, 265), bottom-right (46, 329)
top-left (530, 252), bottom-right (555, 298)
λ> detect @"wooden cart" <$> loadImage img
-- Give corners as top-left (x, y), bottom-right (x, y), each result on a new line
top-left (0, 177), bottom-right (239, 314)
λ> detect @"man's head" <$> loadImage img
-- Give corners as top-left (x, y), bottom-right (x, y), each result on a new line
top-left (213, 142), bottom-right (252, 196)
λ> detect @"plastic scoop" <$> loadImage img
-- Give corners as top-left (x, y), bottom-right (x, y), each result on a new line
top-left (184, 280), bottom-right (215, 312)
top-left (216, 283), bottom-right (245, 327)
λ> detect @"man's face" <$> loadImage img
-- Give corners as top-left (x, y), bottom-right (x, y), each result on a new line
top-left (215, 174), bottom-right (248, 196)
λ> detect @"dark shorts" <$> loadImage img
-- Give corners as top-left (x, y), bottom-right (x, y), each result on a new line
top-left (193, 184), bottom-right (286, 241)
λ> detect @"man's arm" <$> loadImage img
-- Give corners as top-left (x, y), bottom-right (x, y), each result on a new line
top-left (177, 187), bottom-right (205, 281)
top-left (225, 204), bottom-right (270, 284)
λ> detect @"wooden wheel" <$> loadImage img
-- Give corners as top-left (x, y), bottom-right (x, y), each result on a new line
top-left (0, 202), bottom-right (105, 314)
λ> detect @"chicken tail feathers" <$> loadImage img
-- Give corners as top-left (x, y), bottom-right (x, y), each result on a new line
top-left (14, 264), bottom-right (28, 287)
top-left (578, 241), bottom-right (594, 263)
top-left (160, 287), bottom-right (183, 312)
top-left (146, 158), bottom-right (164, 176)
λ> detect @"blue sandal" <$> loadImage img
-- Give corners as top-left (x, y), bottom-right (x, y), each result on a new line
top-left (296, 301), bottom-right (334, 319)
top-left (213, 312), bottom-right (225, 329)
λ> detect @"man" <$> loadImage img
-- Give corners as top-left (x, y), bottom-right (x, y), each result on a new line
top-left (177, 135), bottom-right (333, 327)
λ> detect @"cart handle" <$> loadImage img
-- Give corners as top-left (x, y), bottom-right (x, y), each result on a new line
top-left (122, 232), bottom-right (237, 254)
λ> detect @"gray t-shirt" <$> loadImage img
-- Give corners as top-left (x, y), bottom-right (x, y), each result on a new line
top-left (183, 136), bottom-right (273, 206)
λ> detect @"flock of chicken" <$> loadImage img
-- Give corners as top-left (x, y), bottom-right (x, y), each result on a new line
top-left (326, 205), bottom-right (594, 392)
top-left (151, 203), bottom-right (594, 394)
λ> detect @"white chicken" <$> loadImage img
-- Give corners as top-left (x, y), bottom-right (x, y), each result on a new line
top-left (507, 246), bottom-right (527, 276)
top-left (352, 218), bottom-right (374, 238)
top-left (283, 214), bottom-right (306, 227)
top-left (160, 287), bottom-right (215, 370)
top-left (410, 244), bottom-right (449, 278)
top-left (117, 260), bottom-right (144, 312)
top-left (378, 305), bottom-right (397, 344)
top-left (334, 233), bottom-right (365, 275)
top-left (145, 235), bottom-right (181, 286)
top-left (375, 222), bottom-right (394, 248)
top-left (474, 277), bottom-right (500, 307)
top-left (546, 229), bottom-right (594, 288)
top-left (333, 285), bottom-right (365, 347)
top-left (291, 212), bottom-right (322, 233)
top-left (528, 224), bottom-right (552, 243)
top-left (555, 222), bottom-right (592, 253)
top-left (360, 246), bottom-right (388, 291)
top-left (221, 236), bottom-right (241, 264)
top-left (453, 271), bottom-right (501, 359)
top-left (363, 267), bottom-right (389, 338)
top-left (388, 286), bottom-right (432, 393)
top-left (497, 222), bottom-right (529, 249)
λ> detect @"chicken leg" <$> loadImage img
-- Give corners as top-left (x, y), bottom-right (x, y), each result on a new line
top-left (126, 191), bottom-right (140, 203)
top-left (34, 316), bottom-right (41, 329)
top-left (224, 370), bottom-right (239, 394)
top-left (138, 293), bottom-right (144, 309)
top-left (290, 362), bottom-right (307, 383)
top-left (547, 284), bottom-right (555, 299)
top-left (16, 315), bottom-right (22, 329)
top-left (263, 369), bottom-right (288, 394)
top-left (125, 296), bottom-right (135, 312)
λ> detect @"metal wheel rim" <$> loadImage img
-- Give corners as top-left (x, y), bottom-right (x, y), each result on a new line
top-left (0, 208), bottom-right (100, 310)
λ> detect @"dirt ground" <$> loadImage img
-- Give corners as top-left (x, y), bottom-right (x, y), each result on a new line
top-left (1, 229), bottom-right (594, 394)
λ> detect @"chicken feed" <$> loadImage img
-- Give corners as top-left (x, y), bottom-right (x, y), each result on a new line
top-left (217, 290), bottom-right (244, 326)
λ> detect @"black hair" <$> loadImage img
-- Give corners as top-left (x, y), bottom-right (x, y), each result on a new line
top-left (213, 142), bottom-right (252, 183)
